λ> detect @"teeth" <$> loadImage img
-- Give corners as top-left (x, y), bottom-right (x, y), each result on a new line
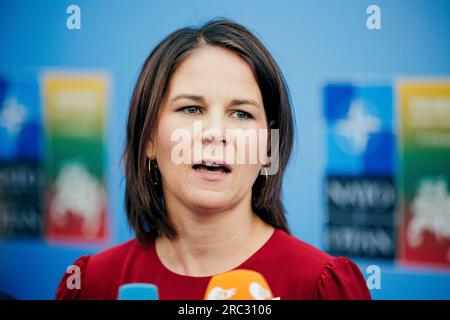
top-left (193, 161), bottom-right (229, 174)
top-left (194, 162), bottom-right (228, 174)
top-left (203, 161), bottom-right (221, 167)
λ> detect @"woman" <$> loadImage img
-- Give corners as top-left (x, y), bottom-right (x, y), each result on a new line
top-left (56, 19), bottom-right (371, 300)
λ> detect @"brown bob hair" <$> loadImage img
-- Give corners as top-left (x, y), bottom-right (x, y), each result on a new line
top-left (123, 18), bottom-right (295, 243)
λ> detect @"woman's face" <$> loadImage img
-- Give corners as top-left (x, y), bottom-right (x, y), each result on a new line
top-left (148, 45), bottom-right (269, 213)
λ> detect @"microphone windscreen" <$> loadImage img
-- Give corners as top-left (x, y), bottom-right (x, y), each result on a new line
top-left (204, 269), bottom-right (273, 300)
top-left (117, 283), bottom-right (159, 300)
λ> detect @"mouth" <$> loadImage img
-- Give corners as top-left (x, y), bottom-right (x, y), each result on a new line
top-left (192, 160), bottom-right (232, 175)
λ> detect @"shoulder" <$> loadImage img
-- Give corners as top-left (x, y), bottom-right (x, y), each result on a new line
top-left (262, 229), bottom-right (371, 299)
top-left (84, 238), bottom-right (152, 297)
top-left (88, 238), bottom-right (143, 269)
top-left (55, 238), bottom-right (151, 300)
top-left (266, 229), bottom-right (334, 279)
top-left (55, 254), bottom-right (91, 300)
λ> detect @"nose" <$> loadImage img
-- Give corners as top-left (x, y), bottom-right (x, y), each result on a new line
top-left (201, 110), bottom-right (228, 146)
top-left (202, 129), bottom-right (226, 146)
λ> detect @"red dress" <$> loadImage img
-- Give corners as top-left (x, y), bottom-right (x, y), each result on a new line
top-left (55, 228), bottom-right (371, 300)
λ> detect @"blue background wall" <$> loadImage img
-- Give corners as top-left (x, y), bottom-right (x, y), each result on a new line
top-left (0, 0), bottom-right (449, 299)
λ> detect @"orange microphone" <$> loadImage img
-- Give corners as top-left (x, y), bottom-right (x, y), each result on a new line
top-left (204, 269), bottom-right (275, 300)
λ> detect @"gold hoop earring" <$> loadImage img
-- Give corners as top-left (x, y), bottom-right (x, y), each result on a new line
top-left (148, 159), bottom-right (159, 185)
top-left (263, 167), bottom-right (269, 183)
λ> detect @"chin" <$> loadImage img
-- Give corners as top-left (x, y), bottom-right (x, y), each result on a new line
top-left (186, 189), bottom-right (233, 211)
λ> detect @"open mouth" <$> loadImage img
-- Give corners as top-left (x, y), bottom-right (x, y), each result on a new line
top-left (192, 161), bottom-right (231, 174)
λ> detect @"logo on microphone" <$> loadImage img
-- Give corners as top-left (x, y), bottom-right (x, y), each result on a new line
top-left (204, 269), bottom-right (278, 300)
top-left (206, 287), bottom-right (236, 300)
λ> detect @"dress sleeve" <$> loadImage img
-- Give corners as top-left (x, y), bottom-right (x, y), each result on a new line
top-left (315, 256), bottom-right (371, 300)
top-left (55, 254), bottom-right (90, 300)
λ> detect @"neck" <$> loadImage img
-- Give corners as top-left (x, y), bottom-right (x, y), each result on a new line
top-left (155, 192), bottom-right (274, 277)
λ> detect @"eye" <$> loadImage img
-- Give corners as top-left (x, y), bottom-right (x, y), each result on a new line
top-left (232, 110), bottom-right (253, 120)
top-left (180, 106), bottom-right (201, 115)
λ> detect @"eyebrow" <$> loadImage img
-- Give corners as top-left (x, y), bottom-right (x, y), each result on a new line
top-left (170, 94), bottom-right (261, 109)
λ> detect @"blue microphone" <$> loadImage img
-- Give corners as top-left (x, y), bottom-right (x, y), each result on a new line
top-left (117, 283), bottom-right (159, 300)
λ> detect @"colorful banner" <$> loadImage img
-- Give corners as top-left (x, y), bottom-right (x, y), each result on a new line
top-left (324, 84), bottom-right (396, 259)
top-left (41, 72), bottom-right (109, 243)
top-left (0, 77), bottom-right (44, 237)
top-left (397, 80), bottom-right (450, 268)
